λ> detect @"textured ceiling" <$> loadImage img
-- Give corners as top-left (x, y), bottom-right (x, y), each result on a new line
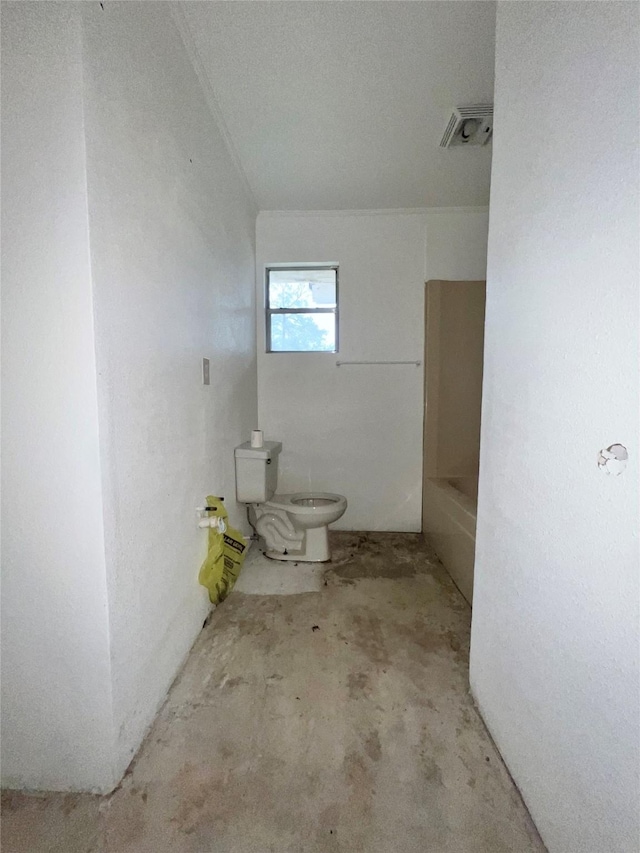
top-left (180, 1), bottom-right (496, 210)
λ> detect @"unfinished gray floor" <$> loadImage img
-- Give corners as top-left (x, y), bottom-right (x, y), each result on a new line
top-left (1, 533), bottom-right (545, 853)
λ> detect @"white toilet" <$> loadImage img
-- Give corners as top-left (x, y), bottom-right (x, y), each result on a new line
top-left (234, 440), bottom-right (347, 562)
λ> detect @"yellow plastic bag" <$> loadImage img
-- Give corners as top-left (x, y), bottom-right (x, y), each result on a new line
top-left (198, 495), bottom-right (248, 604)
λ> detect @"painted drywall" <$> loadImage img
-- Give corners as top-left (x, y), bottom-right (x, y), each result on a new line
top-left (425, 211), bottom-right (489, 282)
top-left (2, 1), bottom-right (258, 793)
top-left (256, 210), bottom-right (488, 531)
top-left (1, 3), bottom-right (116, 791)
top-left (180, 2), bottom-right (496, 209)
top-left (81, 2), bottom-right (258, 780)
top-left (471, 3), bottom-right (640, 852)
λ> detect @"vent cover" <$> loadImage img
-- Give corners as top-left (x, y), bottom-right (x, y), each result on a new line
top-left (440, 104), bottom-right (493, 148)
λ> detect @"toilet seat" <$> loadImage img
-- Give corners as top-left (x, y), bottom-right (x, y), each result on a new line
top-left (254, 492), bottom-right (347, 561)
top-left (266, 492), bottom-right (346, 514)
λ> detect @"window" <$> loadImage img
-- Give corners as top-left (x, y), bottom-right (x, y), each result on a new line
top-left (266, 266), bottom-right (338, 353)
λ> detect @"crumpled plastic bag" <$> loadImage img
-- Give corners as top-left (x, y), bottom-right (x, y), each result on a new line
top-left (198, 495), bottom-right (248, 604)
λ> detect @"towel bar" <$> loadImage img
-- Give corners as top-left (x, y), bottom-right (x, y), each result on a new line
top-left (335, 360), bottom-right (421, 367)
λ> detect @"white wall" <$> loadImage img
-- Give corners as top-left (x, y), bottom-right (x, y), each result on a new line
top-left (1, 3), bottom-right (116, 791)
top-left (425, 210), bottom-right (489, 282)
top-left (1, 1), bottom-right (258, 792)
top-left (81, 2), bottom-right (257, 780)
top-left (471, 4), bottom-right (640, 852)
top-left (256, 209), bottom-right (488, 531)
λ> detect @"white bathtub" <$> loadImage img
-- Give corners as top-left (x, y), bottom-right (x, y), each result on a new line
top-left (422, 477), bottom-right (477, 604)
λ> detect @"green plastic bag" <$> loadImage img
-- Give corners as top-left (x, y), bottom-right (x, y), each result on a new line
top-left (198, 496), bottom-right (248, 604)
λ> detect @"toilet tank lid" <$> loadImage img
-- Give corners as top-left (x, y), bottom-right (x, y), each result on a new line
top-left (234, 441), bottom-right (282, 460)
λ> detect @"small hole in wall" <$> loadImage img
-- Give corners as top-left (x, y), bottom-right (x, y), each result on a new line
top-left (597, 443), bottom-right (628, 476)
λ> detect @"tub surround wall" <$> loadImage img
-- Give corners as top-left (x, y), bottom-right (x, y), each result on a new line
top-left (256, 209), bottom-right (489, 531)
top-left (471, 3), bottom-right (639, 851)
top-left (422, 279), bottom-right (486, 604)
top-left (423, 280), bottom-right (486, 480)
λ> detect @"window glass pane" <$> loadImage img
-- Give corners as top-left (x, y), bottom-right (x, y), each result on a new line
top-left (270, 312), bottom-right (336, 352)
top-left (268, 268), bottom-right (336, 309)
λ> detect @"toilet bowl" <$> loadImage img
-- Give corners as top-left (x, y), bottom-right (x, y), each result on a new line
top-left (235, 439), bottom-right (347, 562)
top-left (254, 492), bottom-right (347, 562)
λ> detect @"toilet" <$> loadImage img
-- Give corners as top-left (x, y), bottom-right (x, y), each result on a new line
top-left (234, 440), bottom-right (347, 562)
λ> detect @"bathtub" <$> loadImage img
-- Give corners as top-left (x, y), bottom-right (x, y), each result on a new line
top-left (422, 477), bottom-right (477, 604)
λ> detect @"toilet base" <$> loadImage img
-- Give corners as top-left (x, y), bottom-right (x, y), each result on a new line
top-left (265, 525), bottom-right (331, 563)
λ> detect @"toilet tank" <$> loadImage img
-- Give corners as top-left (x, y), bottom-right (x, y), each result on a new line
top-left (234, 441), bottom-right (282, 503)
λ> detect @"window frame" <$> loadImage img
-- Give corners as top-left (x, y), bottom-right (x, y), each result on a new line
top-left (265, 265), bottom-right (339, 354)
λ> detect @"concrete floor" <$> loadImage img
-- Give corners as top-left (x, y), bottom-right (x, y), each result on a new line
top-left (1, 533), bottom-right (545, 853)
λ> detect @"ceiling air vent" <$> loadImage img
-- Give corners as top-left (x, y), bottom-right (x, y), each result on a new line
top-left (440, 105), bottom-right (493, 148)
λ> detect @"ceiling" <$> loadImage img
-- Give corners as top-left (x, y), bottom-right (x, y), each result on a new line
top-left (179, 1), bottom-right (496, 211)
